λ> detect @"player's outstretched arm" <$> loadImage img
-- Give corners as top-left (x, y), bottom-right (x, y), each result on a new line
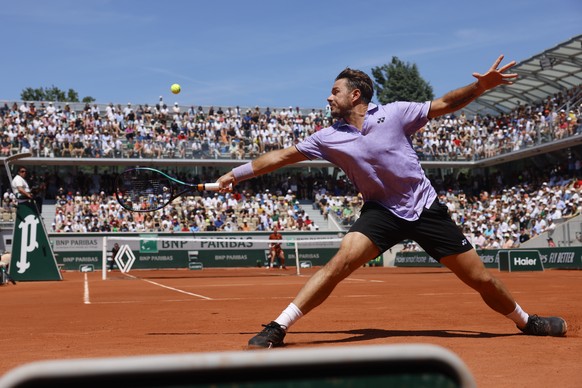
top-left (428, 55), bottom-right (517, 119)
top-left (217, 146), bottom-right (307, 190)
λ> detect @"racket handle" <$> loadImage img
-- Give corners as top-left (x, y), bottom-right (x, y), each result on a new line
top-left (197, 183), bottom-right (221, 191)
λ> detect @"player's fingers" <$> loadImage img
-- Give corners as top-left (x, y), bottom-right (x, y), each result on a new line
top-left (218, 182), bottom-right (233, 193)
top-left (501, 74), bottom-right (518, 82)
top-left (498, 60), bottom-right (517, 73)
top-left (489, 55), bottom-right (504, 71)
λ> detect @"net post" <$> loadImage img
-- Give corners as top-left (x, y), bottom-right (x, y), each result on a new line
top-left (102, 236), bottom-right (107, 280)
top-left (294, 240), bottom-right (300, 276)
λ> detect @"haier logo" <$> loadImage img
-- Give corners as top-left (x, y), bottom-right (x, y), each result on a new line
top-left (514, 257), bottom-right (537, 266)
top-left (498, 250), bottom-right (544, 272)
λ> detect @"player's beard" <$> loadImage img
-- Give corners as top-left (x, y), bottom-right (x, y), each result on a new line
top-left (330, 104), bottom-right (349, 119)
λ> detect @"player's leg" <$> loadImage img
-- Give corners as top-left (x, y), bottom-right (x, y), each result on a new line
top-left (0, 253), bottom-right (10, 269)
top-left (279, 250), bottom-right (286, 269)
top-left (0, 252), bottom-right (15, 285)
top-left (292, 232), bottom-right (379, 314)
top-left (441, 250), bottom-right (566, 336)
top-left (269, 248), bottom-right (275, 268)
top-left (413, 200), bottom-right (567, 337)
top-left (248, 203), bottom-right (407, 348)
top-left (440, 249), bottom-right (516, 315)
top-left (247, 232), bottom-right (379, 348)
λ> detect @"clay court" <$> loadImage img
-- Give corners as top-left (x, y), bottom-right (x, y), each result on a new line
top-left (1, 266), bottom-right (580, 387)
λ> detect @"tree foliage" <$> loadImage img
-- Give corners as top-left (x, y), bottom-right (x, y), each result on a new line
top-left (371, 57), bottom-right (434, 104)
top-left (20, 85), bottom-right (95, 103)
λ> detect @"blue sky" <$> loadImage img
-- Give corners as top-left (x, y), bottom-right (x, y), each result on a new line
top-left (1, 0), bottom-right (580, 110)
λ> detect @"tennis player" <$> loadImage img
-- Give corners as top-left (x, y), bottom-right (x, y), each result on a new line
top-left (217, 55), bottom-right (567, 348)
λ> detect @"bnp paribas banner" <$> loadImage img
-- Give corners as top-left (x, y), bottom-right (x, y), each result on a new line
top-left (395, 248), bottom-right (582, 269)
top-left (50, 232), bottom-right (343, 271)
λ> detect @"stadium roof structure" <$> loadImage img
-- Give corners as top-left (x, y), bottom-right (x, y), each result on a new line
top-left (464, 34), bottom-right (582, 117)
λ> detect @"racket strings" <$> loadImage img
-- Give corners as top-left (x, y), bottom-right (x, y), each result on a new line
top-left (118, 172), bottom-right (174, 211)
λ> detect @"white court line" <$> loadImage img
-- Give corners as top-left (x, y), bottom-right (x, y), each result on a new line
top-left (419, 291), bottom-right (525, 296)
top-left (88, 294), bottom-right (381, 304)
top-left (193, 282), bottom-right (308, 288)
top-left (419, 292), bottom-right (486, 296)
top-left (345, 278), bottom-right (384, 283)
top-left (94, 273), bottom-right (381, 305)
top-left (125, 274), bottom-right (213, 300)
top-left (83, 272), bottom-right (91, 305)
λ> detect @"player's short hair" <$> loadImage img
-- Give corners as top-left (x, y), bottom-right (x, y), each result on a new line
top-left (335, 68), bottom-right (374, 104)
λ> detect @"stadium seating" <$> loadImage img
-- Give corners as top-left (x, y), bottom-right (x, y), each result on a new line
top-left (0, 83), bottom-right (580, 237)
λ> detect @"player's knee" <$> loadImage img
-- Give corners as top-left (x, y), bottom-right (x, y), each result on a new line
top-left (468, 272), bottom-right (498, 293)
top-left (323, 253), bottom-right (359, 281)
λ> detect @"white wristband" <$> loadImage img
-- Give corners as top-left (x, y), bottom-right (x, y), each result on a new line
top-left (232, 162), bottom-right (255, 182)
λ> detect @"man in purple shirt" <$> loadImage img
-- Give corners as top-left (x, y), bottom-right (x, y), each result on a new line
top-left (217, 55), bottom-right (567, 348)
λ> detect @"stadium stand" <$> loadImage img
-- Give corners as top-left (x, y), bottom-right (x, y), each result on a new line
top-left (1, 36), bottom-right (580, 246)
top-left (1, 82), bottom-right (579, 162)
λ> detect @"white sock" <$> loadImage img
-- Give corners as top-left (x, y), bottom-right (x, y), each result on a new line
top-left (274, 303), bottom-right (303, 331)
top-left (505, 303), bottom-right (529, 328)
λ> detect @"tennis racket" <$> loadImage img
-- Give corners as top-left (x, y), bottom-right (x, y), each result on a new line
top-left (115, 167), bottom-right (221, 212)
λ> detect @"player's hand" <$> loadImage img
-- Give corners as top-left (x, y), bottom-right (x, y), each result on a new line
top-left (216, 173), bottom-right (235, 193)
top-left (473, 55), bottom-right (518, 92)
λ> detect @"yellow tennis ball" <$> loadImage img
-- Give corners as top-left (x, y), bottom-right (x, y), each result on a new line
top-left (171, 83), bottom-right (181, 94)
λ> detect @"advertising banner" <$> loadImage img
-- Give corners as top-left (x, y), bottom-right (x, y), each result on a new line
top-left (395, 248), bottom-right (582, 269)
top-left (50, 232), bottom-right (343, 271)
top-left (49, 232), bottom-right (582, 271)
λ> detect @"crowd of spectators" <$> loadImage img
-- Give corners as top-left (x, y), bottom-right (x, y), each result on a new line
top-left (413, 85), bottom-right (582, 161)
top-left (0, 98), bottom-right (331, 160)
top-left (0, 82), bottom-right (581, 242)
top-left (1, 150), bottom-right (581, 249)
top-left (2, 183), bottom-right (321, 234)
top-left (49, 187), bottom-right (322, 233)
top-left (450, 177), bottom-right (580, 249)
top-left (1, 83), bottom-right (580, 162)
top-left (312, 161), bottom-right (582, 249)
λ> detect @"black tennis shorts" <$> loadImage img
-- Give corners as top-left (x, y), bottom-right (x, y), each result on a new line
top-left (349, 200), bottom-right (473, 261)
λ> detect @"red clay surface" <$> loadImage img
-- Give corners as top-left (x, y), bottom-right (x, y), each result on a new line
top-left (1, 266), bottom-right (580, 387)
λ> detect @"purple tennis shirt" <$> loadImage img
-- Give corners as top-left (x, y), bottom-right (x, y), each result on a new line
top-left (296, 102), bottom-right (437, 221)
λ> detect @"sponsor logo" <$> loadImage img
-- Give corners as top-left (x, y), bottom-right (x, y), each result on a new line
top-left (16, 214), bottom-right (40, 274)
top-left (200, 238), bottom-right (254, 249)
top-left (514, 257), bottom-right (537, 266)
top-left (80, 264), bottom-right (94, 272)
top-left (140, 239), bottom-right (158, 253)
